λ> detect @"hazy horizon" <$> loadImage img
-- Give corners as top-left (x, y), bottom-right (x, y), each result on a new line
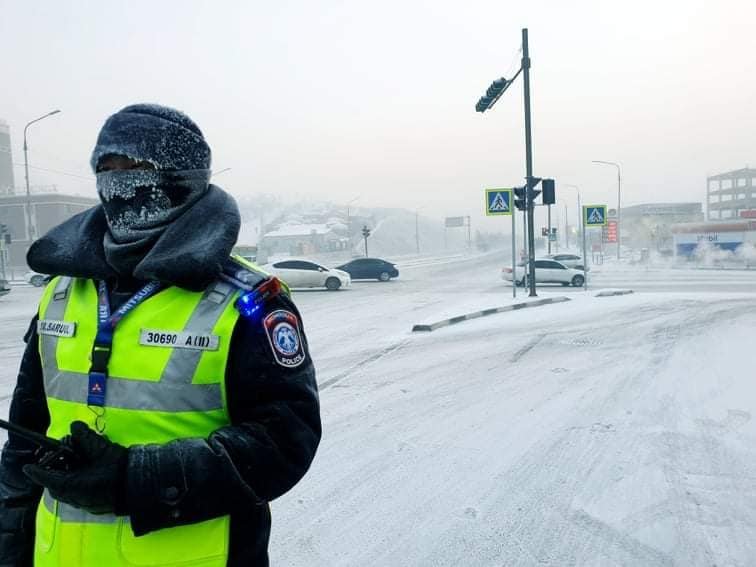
top-left (1, 0), bottom-right (754, 232)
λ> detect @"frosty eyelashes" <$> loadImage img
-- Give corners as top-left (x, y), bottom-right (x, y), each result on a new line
top-left (96, 170), bottom-right (163, 202)
top-left (96, 169), bottom-right (212, 241)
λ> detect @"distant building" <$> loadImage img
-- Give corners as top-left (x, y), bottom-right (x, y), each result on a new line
top-left (257, 223), bottom-right (347, 261)
top-left (620, 202), bottom-right (704, 251)
top-left (706, 168), bottom-right (756, 221)
top-left (0, 120), bottom-right (14, 195)
top-left (671, 220), bottom-right (756, 257)
top-left (0, 192), bottom-right (98, 271)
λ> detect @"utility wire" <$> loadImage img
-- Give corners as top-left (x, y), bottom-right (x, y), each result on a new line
top-left (12, 162), bottom-right (93, 181)
top-left (1, 146), bottom-right (93, 180)
top-left (503, 46), bottom-right (523, 80)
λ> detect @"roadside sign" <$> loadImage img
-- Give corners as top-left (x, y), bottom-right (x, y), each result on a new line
top-left (445, 216), bottom-right (466, 228)
top-left (606, 220), bottom-right (618, 243)
top-left (584, 205), bottom-right (608, 227)
top-left (485, 189), bottom-right (512, 216)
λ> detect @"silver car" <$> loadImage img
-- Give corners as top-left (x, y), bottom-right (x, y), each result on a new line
top-left (502, 259), bottom-right (586, 287)
top-left (543, 254), bottom-right (587, 271)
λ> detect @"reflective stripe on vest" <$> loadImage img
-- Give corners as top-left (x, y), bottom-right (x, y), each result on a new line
top-left (39, 279), bottom-right (235, 412)
top-left (34, 276), bottom-right (243, 567)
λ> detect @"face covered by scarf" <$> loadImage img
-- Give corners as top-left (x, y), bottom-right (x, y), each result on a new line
top-left (96, 167), bottom-right (211, 274)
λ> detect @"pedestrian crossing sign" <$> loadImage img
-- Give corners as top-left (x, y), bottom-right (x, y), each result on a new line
top-left (584, 205), bottom-right (608, 227)
top-left (485, 189), bottom-right (512, 216)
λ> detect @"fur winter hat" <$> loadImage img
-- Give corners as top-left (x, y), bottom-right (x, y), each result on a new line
top-left (90, 104), bottom-right (211, 172)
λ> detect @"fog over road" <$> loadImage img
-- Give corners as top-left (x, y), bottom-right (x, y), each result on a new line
top-left (1, 254), bottom-right (755, 566)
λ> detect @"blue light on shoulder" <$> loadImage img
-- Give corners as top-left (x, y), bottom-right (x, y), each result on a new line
top-left (234, 277), bottom-right (283, 319)
top-left (236, 291), bottom-right (263, 319)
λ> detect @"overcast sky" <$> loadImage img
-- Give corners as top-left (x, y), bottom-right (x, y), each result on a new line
top-left (1, 0), bottom-right (754, 229)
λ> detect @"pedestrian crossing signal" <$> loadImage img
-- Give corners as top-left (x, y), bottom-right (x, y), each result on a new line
top-left (583, 205), bottom-right (608, 227)
top-left (485, 189), bottom-right (513, 216)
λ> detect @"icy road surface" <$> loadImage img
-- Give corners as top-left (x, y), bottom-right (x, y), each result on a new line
top-left (1, 255), bottom-right (755, 566)
top-left (272, 257), bottom-right (756, 566)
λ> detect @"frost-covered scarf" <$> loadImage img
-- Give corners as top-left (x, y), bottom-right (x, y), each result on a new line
top-left (96, 168), bottom-right (211, 275)
top-left (27, 185), bottom-right (241, 291)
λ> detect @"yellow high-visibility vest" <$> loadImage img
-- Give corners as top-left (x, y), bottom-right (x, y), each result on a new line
top-left (34, 272), bottom-right (247, 566)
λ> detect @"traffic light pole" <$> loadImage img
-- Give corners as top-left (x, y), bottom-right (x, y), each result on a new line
top-left (547, 205), bottom-right (552, 254)
top-left (522, 28), bottom-right (537, 297)
top-left (581, 202), bottom-right (588, 291)
top-left (511, 205), bottom-right (517, 299)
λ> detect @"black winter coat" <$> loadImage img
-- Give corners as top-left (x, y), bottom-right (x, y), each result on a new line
top-left (0, 282), bottom-right (321, 567)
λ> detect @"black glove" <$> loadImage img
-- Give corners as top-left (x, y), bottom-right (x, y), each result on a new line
top-left (22, 421), bottom-right (128, 515)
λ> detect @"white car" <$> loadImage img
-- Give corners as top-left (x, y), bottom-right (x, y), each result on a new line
top-left (543, 254), bottom-right (587, 270)
top-left (502, 259), bottom-right (585, 287)
top-left (263, 260), bottom-right (351, 291)
top-left (24, 271), bottom-right (49, 287)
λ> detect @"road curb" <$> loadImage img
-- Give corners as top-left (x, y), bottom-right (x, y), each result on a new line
top-left (595, 289), bottom-right (634, 297)
top-left (411, 296), bottom-right (571, 332)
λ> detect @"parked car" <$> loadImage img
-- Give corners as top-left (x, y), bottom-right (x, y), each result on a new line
top-left (335, 258), bottom-right (399, 282)
top-left (262, 260), bottom-right (351, 291)
top-left (543, 254), bottom-right (588, 271)
top-left (0, 279), bottom-right (10, 297)
top-left (502, 259), bottom-right (585, 287)
top-left (24, 271), bottom-right (49, 287)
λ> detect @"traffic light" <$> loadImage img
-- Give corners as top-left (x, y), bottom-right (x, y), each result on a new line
top-left (542, 178), bottom-right (555, 205)
top-left (475, 98), bottom-right (491, 113)
top-left (526, 176), bottom-right (541, 203)
top-left (361, 226), bottom-right (371, 238)
top-left (513, 186), bottom-right (527, 211)
top-left (475, 77), bottom-right (510, 113)
top-left (486, 78), bottom-right (508, 98)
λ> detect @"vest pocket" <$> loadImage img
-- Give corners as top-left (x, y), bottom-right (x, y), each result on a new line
top-left (117, 515), bottom-right (229, 566)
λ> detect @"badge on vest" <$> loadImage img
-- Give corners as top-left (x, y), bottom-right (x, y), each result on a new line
top-left (37, 319), bottom-right (76, 338)
top-left (263, 310), bottom-right (305, 368)
top-left (139, 330), bottom-right (220, 351)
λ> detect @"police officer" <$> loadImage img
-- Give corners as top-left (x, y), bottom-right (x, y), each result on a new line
top-left (0, 104), bottom-right (321, 566)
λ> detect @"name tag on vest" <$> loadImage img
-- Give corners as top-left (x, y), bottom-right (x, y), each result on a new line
top-left (37, 319), bottom-right (76, 338)
top-left (139, 330), bottom-right (220, 351)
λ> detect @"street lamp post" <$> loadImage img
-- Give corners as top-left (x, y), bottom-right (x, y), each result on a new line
top-left (346, 196), bottom-right (360, 253)
top-left (591, 160), bottom-right (622, 260)
top-left (565, 184), bottom-right (582, 244)
top-left (414, 207), bottom-right (426, 254)
top-left (24, 110), bottom-right (61, 241)
top-left (565, 184), bottom-right (586, 290)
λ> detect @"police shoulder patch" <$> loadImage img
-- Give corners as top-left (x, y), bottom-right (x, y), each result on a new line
top-left (263, 310), bottom-right (306, 368)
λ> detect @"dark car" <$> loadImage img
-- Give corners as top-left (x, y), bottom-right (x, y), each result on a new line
top-left (0, 279), bottom-right (10, 298)
top-left (336, 258), bottom-right (399, 282)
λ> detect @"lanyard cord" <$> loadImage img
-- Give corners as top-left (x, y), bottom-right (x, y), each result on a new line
top-left (88, 280), bottom-right (161, 431)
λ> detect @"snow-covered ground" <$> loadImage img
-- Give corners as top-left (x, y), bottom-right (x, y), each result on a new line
top-left (1, 255), bottom-right (755, 565)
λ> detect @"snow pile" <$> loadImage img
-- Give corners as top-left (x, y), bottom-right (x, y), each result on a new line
top-left (735, 242), bottom-right (756, 265)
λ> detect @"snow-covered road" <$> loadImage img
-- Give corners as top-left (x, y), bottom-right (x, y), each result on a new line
top-left (1, 255), bottom-right (755, 565)
top-left (270, 258), bottom-right (756, 566)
